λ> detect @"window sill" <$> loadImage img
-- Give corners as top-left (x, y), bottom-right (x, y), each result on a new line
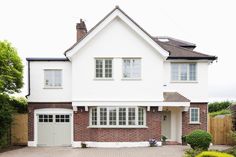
top-left (43, 87), bottom-right (63, 89)
top-left (121, 78), bottom-right (142, 81)
top-left (87, 125), bottom-right (148, 129)
top-left (94, 78), bottom-right (114, 81)
top-left (189, 122), bottom-right (201, 125)
top-left (170, 81), bottom-right (198, 83)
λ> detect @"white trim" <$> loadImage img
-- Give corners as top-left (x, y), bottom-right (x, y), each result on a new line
top-left (33, 108), bottom-right (73, 147)
top-left (189, 107), bottom-right (200, 123)
top-left (94, 58), bottom-right (113, 79)
top-left (170, 63), bottom-right (197, 82)
top-left (72, 141), bottom-right (162, 148)
top-left (66, 9), bottom-right (169, 60)
top-left (72, 101), bottom-right (190, 107)
top-left (28, 141), bottom-right (37, 147)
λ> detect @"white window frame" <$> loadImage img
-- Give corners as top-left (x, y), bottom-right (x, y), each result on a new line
top-left (89, 107), bottom-right (147, 128)
top-left (189, 107), bottom-right (200, 124)
top-left (122, 58), bottom-right (142, 80)
top-left (44, 69), bottom-right (62, 88)
top-left (94, 58), bottom-right (113, 79)
top-left (171, 63), bottom-right (197, 82)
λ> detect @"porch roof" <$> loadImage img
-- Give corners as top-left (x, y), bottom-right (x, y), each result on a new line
top-left (163, 92), bottom-right (190, 102)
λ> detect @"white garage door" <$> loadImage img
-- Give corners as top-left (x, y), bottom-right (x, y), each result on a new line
top-left (37, 114), bottom-right (71, 146)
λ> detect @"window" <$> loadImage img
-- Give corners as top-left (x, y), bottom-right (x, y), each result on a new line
top-left (38, 114), bottom-right (53, 123)
top-left (100, 108), bottom-right (107, 125)
top-left (95, 59), bottom-right (112, 78)
top-left (123, 58), bottom-right (141, 79)
top-left (171, 63), bottom-right (197, 81)
top-left (90, 107), bottom-right (146, 127)
top-left (55, 115), bottom-right (70, 123)
top-left (190, 108), bottom-right (200, 123)
top-left (44, 69), bottom-right (62, 88)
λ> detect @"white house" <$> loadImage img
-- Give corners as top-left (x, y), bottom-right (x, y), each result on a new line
top-left (26, 6), bottom-right (217, 147)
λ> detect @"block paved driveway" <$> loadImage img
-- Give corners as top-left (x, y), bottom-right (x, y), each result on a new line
top-left (0, 145), bottom-right (230, 157)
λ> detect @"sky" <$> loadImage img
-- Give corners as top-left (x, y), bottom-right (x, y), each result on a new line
top-left (0, 0), bottom-right (236, 102)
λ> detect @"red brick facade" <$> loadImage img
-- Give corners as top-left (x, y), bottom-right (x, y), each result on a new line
top-left (74, 107), bottom-right (161, 142)
top-left (28, 102), bottom-right (72, 141)
top-left (182, 103), bottom-right (208, 136)
top-left (28, 103), bottom-right (207, 143)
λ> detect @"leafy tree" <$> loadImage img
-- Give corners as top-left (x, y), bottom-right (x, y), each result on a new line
top-left (0, 40), bottom-right (23, 94)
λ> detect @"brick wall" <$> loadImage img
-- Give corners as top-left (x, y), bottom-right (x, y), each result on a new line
top-left (182, 103), bottom-right (208, 135)
top-left (28, 102), bottom-right (72, 141)
top-left (74, 107), bottom-right (161, 142)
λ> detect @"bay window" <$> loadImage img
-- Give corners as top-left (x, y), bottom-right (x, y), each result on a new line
top-left (90, 107), bottom-right (146, 127)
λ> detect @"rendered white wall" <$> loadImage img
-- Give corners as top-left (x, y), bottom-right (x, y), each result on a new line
top-left (71, 17), bottom-right (164, 102)
top-left (163, 61), bottom-right (209, 102)
top-left (28, 61), bottom-right (72, 102)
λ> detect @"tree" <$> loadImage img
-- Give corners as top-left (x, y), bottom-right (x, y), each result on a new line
top-left (0, 40), bottom-right (23, 94)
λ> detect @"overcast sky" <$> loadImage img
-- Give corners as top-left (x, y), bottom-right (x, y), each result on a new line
top-left (0, 0), bottom-right (236, 102)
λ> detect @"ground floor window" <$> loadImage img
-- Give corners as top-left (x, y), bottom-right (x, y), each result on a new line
top-left (189, 107), bottom-right (200, 123)
top-left (89, 107), bottom-right (146, 127)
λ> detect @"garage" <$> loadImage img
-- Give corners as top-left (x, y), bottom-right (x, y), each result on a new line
top-left (35, 109), bottom-right (72, 147)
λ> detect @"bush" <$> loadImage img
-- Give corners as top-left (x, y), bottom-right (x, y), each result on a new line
top-left (209, 109), bottom-right (231, 117)
top-left (0, 94), bottom-right (14, 149)
top-left (186, 130), bottom-right (212, 150)
top-left (184, 149), bottom-right (203, 157)
top-left (208, 101), bottom-right (232, 113)
top-left (196, 151), bottom-right (234, 157)
top-left (9, 96), bottom-right (27, 113)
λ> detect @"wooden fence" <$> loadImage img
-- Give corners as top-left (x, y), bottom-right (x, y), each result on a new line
top-left (208, 115), bottom-right (234, 145)
top-left (11, 114), bottom-right (28, 145)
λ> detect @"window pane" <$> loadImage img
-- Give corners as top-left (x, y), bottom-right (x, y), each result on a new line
top-left (171, 64), bottom-right (179, 81)
top-left (138, 108), bottom-right (144, 125)
top-left (109, 108), bottom-right (116, 125)
top-left (44, 70), bottom-right (62, 87)
top-left (132, 59), bottom-right (141, 78)
top-left (44, 70), bottom-right (53, 86)
top-left (128, 108), bottom-right (135, 125)
top-left (105, 59), bottom-right (112, 78)
top-left (180, 64), bottom-right (188, 80)
top-left (54, 70), bottom-right (62, 86)
top-left (95, 59), bottom-right (103, 78)
top-left (91, 108), bottom-right (97, 125)
top-left (191, 108), bottom-right (199, 122)
top-left (123, 59), bottom-right (131, 78)
top-left (119, 108), bottom-right (126, 125)
top-left (189, 64), bottom-right (196, 81)
top-left (100, 108), bottom-right (107, 125)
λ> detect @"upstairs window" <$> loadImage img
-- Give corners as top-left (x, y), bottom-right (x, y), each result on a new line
top-left (44, 69), bottom-right (62, 88)
top-left (95, 58), bottom-right (113, 78)
top-left (171, 63), bottom-right (196, 81)
top-left (122, 58), bottom-right (141, 79)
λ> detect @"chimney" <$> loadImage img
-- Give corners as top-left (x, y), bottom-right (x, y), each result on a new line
top-left (76, 19), bottom-right (87, 42)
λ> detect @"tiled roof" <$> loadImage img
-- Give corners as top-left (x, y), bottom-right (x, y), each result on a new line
top-left (163, 92), bottom-right (190, 102)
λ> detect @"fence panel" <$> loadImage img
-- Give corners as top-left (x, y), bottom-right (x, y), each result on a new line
top-left (209, 115), bottom-right (233, 145)
top-left (11, 114), bottom-right (28, 145)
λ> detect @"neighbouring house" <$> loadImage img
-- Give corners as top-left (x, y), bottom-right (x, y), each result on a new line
top-left (26, 6), bottom-right (217, 147)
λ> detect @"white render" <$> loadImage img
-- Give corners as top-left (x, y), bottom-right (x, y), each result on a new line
top-left (28, 61), bottom-right (71, 102)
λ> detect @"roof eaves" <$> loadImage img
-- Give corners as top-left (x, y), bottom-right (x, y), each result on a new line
top-left (26, 58), bottom-right (69, 61)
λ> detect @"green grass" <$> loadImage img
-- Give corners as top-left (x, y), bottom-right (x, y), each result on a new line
top-left (209, 109), bottom-right (231, 117)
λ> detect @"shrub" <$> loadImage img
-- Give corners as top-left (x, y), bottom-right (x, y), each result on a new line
top-left (9, 96), bottom-right (27, 113)
top-left (0, 94), bottom-right (14, 149)
top-left (184, 149), bottom-right (203, 157)
top-left (208, 101), bottom-right (232, 113)
top-left (196, 151), bottom-right (234, 157)
top-left (186, 130), bottom-right (212, 150)
top-left (209, 109), bottom-right (231, 117)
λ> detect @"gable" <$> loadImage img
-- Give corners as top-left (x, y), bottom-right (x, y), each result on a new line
top-left (65, 6), bottom-right (169, 60)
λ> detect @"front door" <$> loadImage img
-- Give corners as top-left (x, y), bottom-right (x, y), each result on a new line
top-left (161, 111), bottom-right (171, 139)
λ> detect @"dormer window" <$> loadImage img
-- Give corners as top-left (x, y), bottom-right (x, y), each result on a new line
top-left (171, 63), bottom-right (196, 81)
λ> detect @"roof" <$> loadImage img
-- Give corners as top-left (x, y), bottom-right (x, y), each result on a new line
top-left (26, 58), bottom-right (69, 61)
top-left (156, 41), bottom-right (217, 60)
top-left (163, 92), bottom-right (190, 102)
top-left (154, 36), bottom-right (196, 49)
top-left (64, 6), bottom-right (217, 61)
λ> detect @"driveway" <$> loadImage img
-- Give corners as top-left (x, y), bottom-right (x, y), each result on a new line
top-left (0, 145), bottom-right (230, 157)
